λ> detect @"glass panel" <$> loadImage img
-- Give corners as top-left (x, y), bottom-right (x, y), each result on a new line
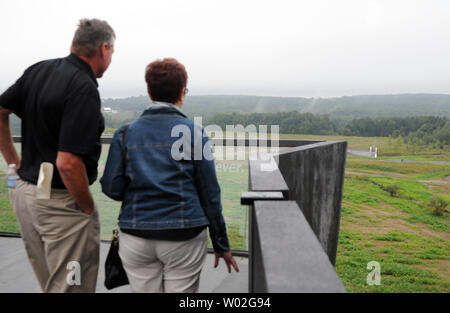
top-left (213, 146), bottom-right (248, 251)
top-left (94, 144), bottom-right (121, 241)
top-left (0, 142), bottom-right (250, 252)
top-left (0, 143), bottom-right (21, 233)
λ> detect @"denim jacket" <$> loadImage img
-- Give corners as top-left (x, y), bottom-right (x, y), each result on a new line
top-left (100, 103), bottom-right (230, 252)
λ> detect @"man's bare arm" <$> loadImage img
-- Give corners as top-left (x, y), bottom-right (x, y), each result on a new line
top-left (56, 151), bottom-right (94, 215)
top-left (0, 106), bottom-right (20, 168)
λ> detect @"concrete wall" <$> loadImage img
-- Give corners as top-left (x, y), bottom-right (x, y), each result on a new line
top-left (253, 201), bottom-right (346, 292)
top-left (275, 141), bottom-right (347, 265)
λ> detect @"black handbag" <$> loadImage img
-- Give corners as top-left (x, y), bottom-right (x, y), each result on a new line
top-left (104, 125), bottom-right (130, 290)
top-left (104, 228), bottom-right (129, 289)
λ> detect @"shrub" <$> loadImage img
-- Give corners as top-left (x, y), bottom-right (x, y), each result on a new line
top-left (426, 196), bottom-right (448, 216)
top-left (385, 184), bottom-right (400, 197)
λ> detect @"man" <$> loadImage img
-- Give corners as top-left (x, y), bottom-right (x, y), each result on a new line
top-left (0, 18), bottom-right (115, 292)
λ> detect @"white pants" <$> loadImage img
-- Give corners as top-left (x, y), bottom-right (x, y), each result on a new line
top-left (118, 229), bottom-right (207, 293)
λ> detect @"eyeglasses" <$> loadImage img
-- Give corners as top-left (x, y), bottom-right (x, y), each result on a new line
top-left (184, 88), bottom-right (189, 95)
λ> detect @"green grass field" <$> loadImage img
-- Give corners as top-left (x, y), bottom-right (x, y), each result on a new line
top-left (278, 133), bottom-right (450, 160)
top-left (0, 136), bottom-right (449, 292)
top-left (339, 156), bottom-right (449, 292)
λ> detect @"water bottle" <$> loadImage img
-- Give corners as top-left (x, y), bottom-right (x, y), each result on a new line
top-left (7, 164), bottom-right (19, 188)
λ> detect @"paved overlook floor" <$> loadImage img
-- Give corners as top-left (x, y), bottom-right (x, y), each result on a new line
top-left (0, 237), bottom-right (248, 293)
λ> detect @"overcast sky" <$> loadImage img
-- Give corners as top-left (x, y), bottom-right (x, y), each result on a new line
top-left (1, 0), bottom-right (450, 98)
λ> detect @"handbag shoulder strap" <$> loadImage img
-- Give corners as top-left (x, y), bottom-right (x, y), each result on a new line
top-left (121, 124), bottom-right (130, 165)
top-left (116, 124), bottom-right (130, 224)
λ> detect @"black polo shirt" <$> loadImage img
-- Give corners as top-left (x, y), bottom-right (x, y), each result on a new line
top-left (0, 54), bottom-right (105, 189)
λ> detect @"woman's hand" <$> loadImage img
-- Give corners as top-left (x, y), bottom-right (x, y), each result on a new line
top-left (214, 251), bottom-right (240, 273)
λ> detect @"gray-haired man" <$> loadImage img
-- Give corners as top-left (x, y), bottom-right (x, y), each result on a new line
top-left (0, 18), bottom-right (115, 292)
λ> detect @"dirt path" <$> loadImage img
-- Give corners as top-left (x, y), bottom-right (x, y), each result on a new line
top-left (345, 169), bottom-right (409, 179)
top-left (346, 169), bottom-right (450, 196)
top-left (382, 159), bottom-right (450, 165)
top-left (419, 179), bottom-right (450, 196)
top-left (410, 260), bottom-right (450, 282)
top-left (342, 202), bottom-right (450, 241)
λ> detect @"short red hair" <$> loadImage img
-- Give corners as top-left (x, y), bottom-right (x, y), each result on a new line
top-left (145, 58), bottom-right (188, 104)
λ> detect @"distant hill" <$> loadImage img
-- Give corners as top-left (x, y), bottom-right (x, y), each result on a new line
top-left (9, 93), bottom-right (450, 135)
top-left (302, 94), bottom-right (450, 119)
top-left (102, 94), bottom-right (450, 120)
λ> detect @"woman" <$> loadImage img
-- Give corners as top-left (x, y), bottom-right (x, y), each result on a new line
top-left (100, 58), bottom-right (238, 293)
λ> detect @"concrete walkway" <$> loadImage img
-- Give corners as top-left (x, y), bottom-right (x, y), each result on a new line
top-left (0, 237), bottom-right (247, 293)
top-left (347, 149), bottom-right (372, 158)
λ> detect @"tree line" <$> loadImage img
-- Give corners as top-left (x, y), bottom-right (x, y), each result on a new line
top-left (101, 94), bottom-right (450, 119)
top-left (206, 112), bottom-right (450, 147)
top-left (8, 110), bottom-right (449, 147)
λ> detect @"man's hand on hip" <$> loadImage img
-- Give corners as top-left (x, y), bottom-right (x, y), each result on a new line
top-left (56, 151), bottom-right (94, 215)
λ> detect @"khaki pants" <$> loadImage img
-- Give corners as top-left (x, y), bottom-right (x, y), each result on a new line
top-left (8, 179), bottom-right (100, 293)
top-left (119, 228), bottom-right (207, 293)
